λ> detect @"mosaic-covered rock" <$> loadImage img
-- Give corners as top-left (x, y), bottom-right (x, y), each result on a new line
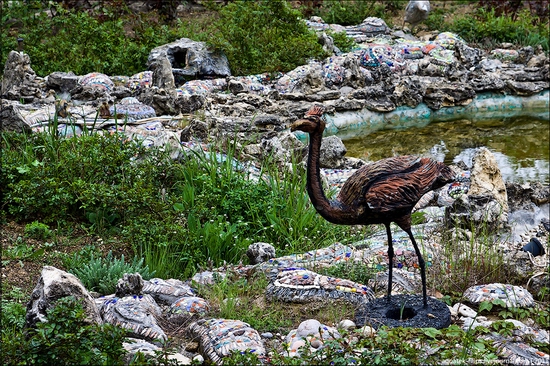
top-left (109, 97), bottom-right (156, 120)
top-left (143, 278), bottom-right (195, 305)
top-left (265, 268), bottom-right (374, 304)
top-left (99, 294), bottom-right (166, 342)
top-left (166, 296), bottom-right (210, 325)
top-left (79, 72), bottom-right (114, 92)
top-left (464, 283), bottom-right (535, 308)
top-left (189, 318), bottom-right (265, 364)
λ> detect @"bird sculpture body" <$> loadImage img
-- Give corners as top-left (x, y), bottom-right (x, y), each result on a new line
top-left (403, 0), bottom-right (430, 31)
top-left (290, 105), bottom-right (455, 308)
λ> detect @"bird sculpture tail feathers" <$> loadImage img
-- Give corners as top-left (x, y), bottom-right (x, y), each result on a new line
top-left (305, 105), bottom-right (325, 118)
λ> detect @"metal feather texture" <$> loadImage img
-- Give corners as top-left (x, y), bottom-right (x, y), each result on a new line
top-left (338, 156), bottom-right (454, 214)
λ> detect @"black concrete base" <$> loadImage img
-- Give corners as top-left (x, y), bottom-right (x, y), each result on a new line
top-left (355, 294), bottom-right (451, 329)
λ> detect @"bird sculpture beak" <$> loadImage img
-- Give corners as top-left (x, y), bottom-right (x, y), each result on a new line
top-left (290, 118), bottom-right (309, 132)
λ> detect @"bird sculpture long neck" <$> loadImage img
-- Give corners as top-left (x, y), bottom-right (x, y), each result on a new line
top-left (306, 130), bottom-right (359, 225)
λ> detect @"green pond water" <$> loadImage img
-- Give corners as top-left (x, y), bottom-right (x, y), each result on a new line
top-left (342, 117), bottom-right (550, 184)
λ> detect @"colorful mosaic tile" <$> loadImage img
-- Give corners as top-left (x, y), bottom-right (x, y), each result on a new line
top-left (265, 268), bottom-right (375, 304)
top-left (189, 318), bottom-right (266, 364)
top-left (464, 283), bottom-right (535, 308)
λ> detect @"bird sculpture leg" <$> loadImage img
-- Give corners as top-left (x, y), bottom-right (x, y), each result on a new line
top-left (405, 228), bottom-right (428, 308)
top-left (385, 223), bottom-right (394, 304)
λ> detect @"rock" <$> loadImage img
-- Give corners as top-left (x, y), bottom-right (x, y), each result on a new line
top-left (0, 101), bottom-right (31, 132)
top-left (180, 119), bottom-right (209, 142)
top-left (320, 135), bottom-right (347, 168)
top-left (358, 325), bottom-right (376, 337)
top-left (150, 55), bottom-right (176, 91)
top-left (246, 242), bottom-right (276, 265)
top-left (454, 42), bottom-right (483, 69)
top-left (448, 147), bottom-right (508, 228)
top-left (99, 294), bottom-right (166, 342)
top-left (147, 38), bottom-right (231, 85)
top-left (175, 93), bottom-right (205, 113)
top-left (45, 71), bottom-right (79, 93)
top-left (189, 319), bottom-right (265, 364)
top-left (285, 319), bottom-right (340, 357)
top-left (26, 266), bottom-right (102, 329)
top-left (338, 319), bottom-right (356, 331)
top-left (116, 273), bottom-right (144, 297)
top-left (1, 50), bottom-right (41, 102)
top-left (353, 85), bottom-right (396, 112)
top-left (452, 303), bottom-right (477, 318)
top-left (423, 82), bottom-right (475, 110)
top-left (142, 278), bottom-right (195, 305)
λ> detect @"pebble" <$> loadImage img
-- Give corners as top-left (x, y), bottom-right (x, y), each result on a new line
top-left (452, 303), bottom-right (477, 318)
top-left (284, 320), bottom-right (341, 358)
top-left (338, 319), bottom-right (356, 331)
top-left (261, 332), bottom-right (273, 339)
top-left (192, 355), bottom-right (204, 363)
top-left (358, 326), bottom-right (376, 337)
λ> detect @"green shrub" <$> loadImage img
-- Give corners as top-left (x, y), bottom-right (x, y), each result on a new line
top-left (1, 0), bottom-right (179, 76)
top-left (1, 131), bottom-right (174, 227)
top-left (313, 0), bottom-right (385, 26)
top-left (451, 8), bottom-right (549, 51)
top-left (69, 250), bottom-right (155, 295)
top-left (1, 296), bottom-right (127, 365)
top-left (24, 221), bottom-right (53, 241)
top-left (205, 0), bottom-right (328, 75)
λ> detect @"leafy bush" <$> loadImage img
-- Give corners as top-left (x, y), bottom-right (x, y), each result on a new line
top-left (69, 250), bottom-right (155, 295)
top-left (1, 130), bottom-right (174, 227)
top-left (451, 8), bottom-right (549, 51)
top-left (1, 0), bottom-right (179, 76)
top-left (24, 221), bottom-right (53, 241)
top-left (205, 0), bottom-right (328, 75)
top-left (1, 296), bottom-right (127, 365)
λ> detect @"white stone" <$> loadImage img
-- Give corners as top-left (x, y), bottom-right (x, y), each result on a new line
top-left (358, 325), bottom-right (376, 337)
top-left (452, 303), bottom-right (477, 318)
top-left (297, 319), bottom-right (323, 337)
top-left (338, 319), bottom-right (356, 331)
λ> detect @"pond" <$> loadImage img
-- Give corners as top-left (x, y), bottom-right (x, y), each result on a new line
top-left (342, 117), bottom-right (550, 184)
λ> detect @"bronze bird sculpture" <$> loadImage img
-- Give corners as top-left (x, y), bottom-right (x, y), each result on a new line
top-left (290, 105), bottom-right (455, 308)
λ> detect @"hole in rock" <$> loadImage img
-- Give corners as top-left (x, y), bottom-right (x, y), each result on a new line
top-left (169, 49), bottom-right (187, 68)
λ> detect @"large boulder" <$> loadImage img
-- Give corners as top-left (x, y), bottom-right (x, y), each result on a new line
top-left (25, 266), bottom-right (102, 329)
top-left (147, 38), bottom-right (231, 85)
top-left (447, 147), bottom-right (508, 228)
top-left (0, 101), bottom-right (30, 132)
top-left (1, 50), bottom-right (41, 102)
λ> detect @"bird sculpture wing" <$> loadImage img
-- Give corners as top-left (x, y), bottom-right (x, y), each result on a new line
top-left (338, 156), bottom-right (450, 213)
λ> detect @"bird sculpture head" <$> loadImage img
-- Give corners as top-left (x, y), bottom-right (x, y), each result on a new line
top-left (290, 105), bottom-right (326, 134)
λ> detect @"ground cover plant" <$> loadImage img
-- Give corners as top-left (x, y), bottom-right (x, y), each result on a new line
top-left (1, 0), bottom-right (549, 364)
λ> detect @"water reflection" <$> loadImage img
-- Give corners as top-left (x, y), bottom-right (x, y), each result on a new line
top-left (343, 117), bottom-right (549, 184)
